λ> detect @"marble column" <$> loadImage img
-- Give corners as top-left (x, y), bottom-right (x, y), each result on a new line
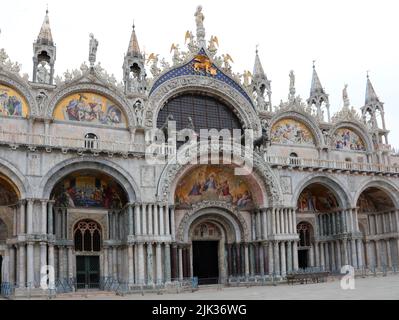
top-left (103, 248), bottom-right (109, 278)
top-left (272, 209), bottom-right (276, 235)
top-left (165, 244), bottom-right (171, 283)
top-left (342, 240), bottom-right (349, 265)
top-left (9, 246), bottom-right (15, 284)
top-left (266, 243), bottom-right (272, 275)
top-left (67, 247), bottom-right (73, 279)
top-left (288, 209), bottom-right (292, 234)
top-left (259, 244), bottom-right (265, 275)
top-left (244, 244), bottom-right (249, 277)
top-left (148, 205), bottom-right (153, 236)
top-left (142, 204), bottom-right (147, 235)
top-left (309, 245), bottom-right (314, 267)
top-left (287, 241), bottom-right (292, 273)
top-left (395, 211), bottom-right (399, 232)
top-left (27, 242), bottom-right (34, 287)
top-left (128, 245), bottom-right (134, 284)
top-left (19, 244), bottom-right (26, 287)
top-left (351, 240), bottom-right (358, 269)
top-left (336, 240), bottom-right (342, 269)
top-left (134, 204), bottom-right (141, 235)
top-left (153, 204), bottom-right (159, 236)
top-left (276, 209), bottom-right (281, 235)
top-left (48, 201), bottom-right (54, 235)
top-left (19, 200), bottom-right (26, 234)
top-left (165, 205), bottom-right (170, 236)
top-left (320, 242), bottom-right (325, 269)
top-left (386, 240), bottom-right (392, 268)
top-left (280, 242), bottom-right (286, 276)
top-left (274, 242), bottom-right (280, 275)
top-left (170, 207), bottom-right (175, 240)
top-left (159, 205), bottom-right (164, 236)
top-left (262, 210), bottom-right (267, 239)
top-left (41, 200), bottom-right (48, 234)
top-left (48, 245), bottom-right (54, 286)
top-left (156, 243), bottom-right (162, 284)
top-left (314, 242), bottom-right (320, 267)
top-left (40, 242), bottom-right (47, 279)
top-left (293, 241), bottom-right (298, 271)
top-left (138, 243), bottom-right (145, 284)
top-left (178, 247), bottom-right (183, 281)
top-left (112, 247), bottom-right (118, 278)
top-left (27, 200), bottom-right (33, 234)
top-left (330, 242), bottom-right (336, 271)
top-left (357, 239), bottom-right (363, 268)
top-left (375, 241), bottom-right (381, 268)
top-left (128, 205), bottom-right (134, 235)
top-left (324, 243), bottom-right (330, 271)
top-left (146, 243), bottom-right (154, 284)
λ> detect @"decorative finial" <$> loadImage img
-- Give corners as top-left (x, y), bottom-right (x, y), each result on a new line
top-left (256, 44), bottom-right (259, 54)
top-left (313, 60), bottom-right (316, 69)
top-left (132, 20), bottom-right (135, 30)
top-left (46, 3), bottom-right (49, 15)
top-left (367, 70), bottom-right (370, 79)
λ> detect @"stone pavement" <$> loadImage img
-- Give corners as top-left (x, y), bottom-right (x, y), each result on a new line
top-left (50, 274), bottom-right (399, 300)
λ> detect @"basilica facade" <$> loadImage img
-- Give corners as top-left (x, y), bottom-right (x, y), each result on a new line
top-left (0, 7), bottom-right (398, 296)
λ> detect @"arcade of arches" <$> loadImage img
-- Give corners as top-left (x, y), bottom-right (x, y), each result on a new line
top-left (0, 165), bottom-right (399, 289)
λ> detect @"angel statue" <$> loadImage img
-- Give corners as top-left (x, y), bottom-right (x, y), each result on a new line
top-left (185, 30), bottom-right (196, 51)
top-left (242, 70), bottom-right (252, 87)
top-left (222, 54), bottom-right (234, 72)
top-left (146, 53), bottom-right (161, 77)
top-left (170, 43), bottom-right (182, 66)
top-left (89, 33), bottom-right (99, 67)
top-left (195, 5), bottom-right (205, 30)
top-left (208, 35), bottom-right (219, 53)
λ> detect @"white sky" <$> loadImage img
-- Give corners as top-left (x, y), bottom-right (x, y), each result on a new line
top-left (1, 0), bottom-right (399, 148)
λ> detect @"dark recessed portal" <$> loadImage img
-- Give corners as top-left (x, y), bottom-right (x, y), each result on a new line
top-left (298, 250), bottom-right (308, 270)
top-left (76, 256), bottom-right (100, 289)
top-left (193, 241), bottom-right (219, 285)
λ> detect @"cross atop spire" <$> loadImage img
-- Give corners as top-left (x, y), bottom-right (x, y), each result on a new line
top-left (127, 22), bottom-right (141, 57)
top-left (365, 72), bottom-right (380, 105)
top-left (310, 61), bottom-right (325, 96)
top-left (253, 47), bottom-right (266, 80)
top-left (37, 8), bottom-right (53, 45)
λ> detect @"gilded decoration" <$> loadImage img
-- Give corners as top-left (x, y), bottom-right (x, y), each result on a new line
top-left (332, 128), bottom-right (366, 151)
top-left (0, 84), bottom-right (28, 117)
top-left (271, 119), bottom-right (315, 146)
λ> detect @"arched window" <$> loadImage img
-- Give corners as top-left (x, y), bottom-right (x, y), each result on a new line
top-left (157, 93), bottom-right (242, 132)
top-left (84, 133), bottom-right (99, 149)
top-left (74, 220), bottom-right (101, 252)
top-left (297, 222), bottom-right (312, 247)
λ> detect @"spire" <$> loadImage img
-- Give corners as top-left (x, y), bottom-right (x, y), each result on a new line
top-left (365, 73), bottom-right (380, 105)
top-left (253, 47), bottom-right (266, 80)
top-left (310, 61), bottom-right (324, 95)
top-left (127, 23), bottom-right (141, 56)
top-left (37, 8), bottom-right (53, 45)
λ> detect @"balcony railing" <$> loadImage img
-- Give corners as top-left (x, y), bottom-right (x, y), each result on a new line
top-left (265, 155), bottom-right (399, 174)
top-left (0, 129), bottom-right (398, 175)
top-left (0, 129), bottom-right (145, 154)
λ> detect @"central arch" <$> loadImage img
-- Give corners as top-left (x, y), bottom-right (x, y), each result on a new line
top-left (177, 205), bottom-right (248, 284)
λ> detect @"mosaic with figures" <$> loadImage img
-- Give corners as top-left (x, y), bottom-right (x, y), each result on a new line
top-left (52, 173), bottom-right (127, 209)
top-left (333, 128), bottom-right (366, 151)
top-left (175, 165), bottom-right (255, 210)
top-left (298, 184), bottom-right (339, 212)
top-left (0, 84), bottom-right (28, 117)
top-left (271, 119), bottom-right (314, 146)
top-left (53, 92), bottom-right (126, 127)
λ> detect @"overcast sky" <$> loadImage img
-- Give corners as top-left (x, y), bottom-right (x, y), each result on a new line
top-left (1, 0), bottom-right (398, 148)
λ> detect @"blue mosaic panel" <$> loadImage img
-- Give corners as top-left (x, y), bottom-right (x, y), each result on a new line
top-left (149, 49), bottom-right (254, 109)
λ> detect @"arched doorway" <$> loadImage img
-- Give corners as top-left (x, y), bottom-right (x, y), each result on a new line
top-left (74, 219), bottom-right (102, 289)
top-left (297, 183), bottom-right (342, 271)
top-left (191, 221), bottom-right (223, 285)
top-left (357, 187), bottom-right (398, 269)
top-left (297, 222), bottom-right (314, 269)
